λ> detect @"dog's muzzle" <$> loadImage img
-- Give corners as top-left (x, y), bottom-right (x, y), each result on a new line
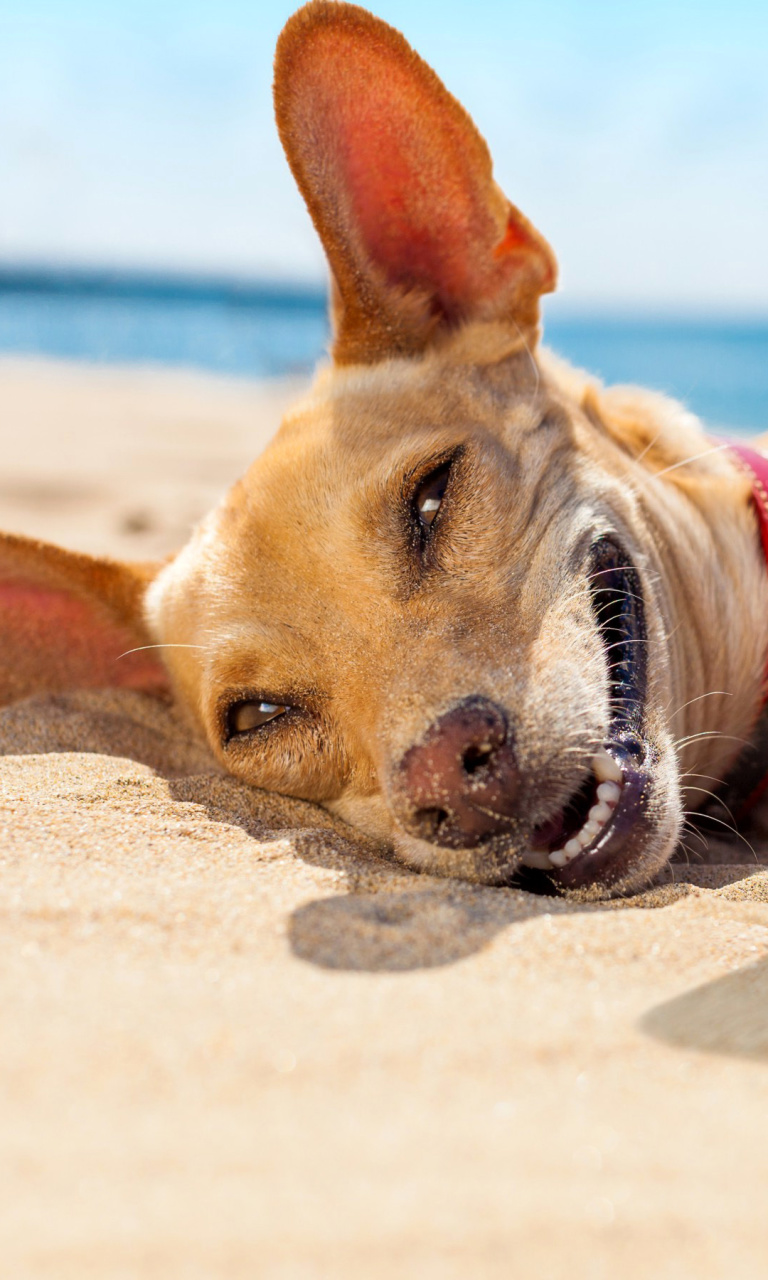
top-left (391, 535), bottom-right (664, 895)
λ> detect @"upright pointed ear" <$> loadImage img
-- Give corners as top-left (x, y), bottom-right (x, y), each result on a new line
top-left (274, 1), bottom-right (557, 366)
top-left (0, 531), bottom-right (171, 708)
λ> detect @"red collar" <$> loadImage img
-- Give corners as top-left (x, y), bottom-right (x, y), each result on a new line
top-left (720, 440), bottom-right (768, 572)
top-left (715, 439), bottom-right (768, 816)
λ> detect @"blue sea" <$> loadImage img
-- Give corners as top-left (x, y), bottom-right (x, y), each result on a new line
top-left (1, 268), bottom-right (766, 435)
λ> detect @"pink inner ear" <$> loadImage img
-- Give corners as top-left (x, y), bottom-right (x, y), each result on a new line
top-left (0, 580), bottom-right (169, 700)
top-left (297, 26), bottom-right (552, 316)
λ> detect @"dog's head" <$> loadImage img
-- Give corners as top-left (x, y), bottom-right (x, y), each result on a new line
top-left (3, 2), bottom-right (763, 896)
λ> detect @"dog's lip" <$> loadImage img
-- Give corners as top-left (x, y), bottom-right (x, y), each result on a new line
top-left (524, 536), bottom-right (652, 889)
top-left (548, 736), bottom-right (654, 889)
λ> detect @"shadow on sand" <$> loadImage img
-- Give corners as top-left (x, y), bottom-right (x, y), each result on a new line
top-left (2, 689), bottom-right (767, 975)
top-left (640, 956), bottom-right (768, 1061)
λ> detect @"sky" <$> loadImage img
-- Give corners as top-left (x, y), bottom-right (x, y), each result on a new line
top-left (0, 0), bottom-right (767, 311)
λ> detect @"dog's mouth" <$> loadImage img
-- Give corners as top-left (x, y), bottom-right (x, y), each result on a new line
top-left (523, 536), bottom-right (654, 890)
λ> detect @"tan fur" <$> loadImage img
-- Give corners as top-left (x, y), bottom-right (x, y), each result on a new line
top-left (2, 3), bottom-right (766, 897)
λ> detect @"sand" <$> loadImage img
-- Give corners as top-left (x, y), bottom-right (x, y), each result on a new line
top-left (2, 356), bottom-right (768, 1279)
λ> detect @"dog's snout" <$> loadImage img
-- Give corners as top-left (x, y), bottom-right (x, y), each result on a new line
top-left (395, 697), bottom-right (519, 848)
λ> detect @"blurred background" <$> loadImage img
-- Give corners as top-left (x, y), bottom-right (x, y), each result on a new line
top-left (1, 0), bottom-right (766, 430)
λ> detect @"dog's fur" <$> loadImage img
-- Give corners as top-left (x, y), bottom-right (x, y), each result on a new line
top-left (2, 1), bottom-right (767, 897)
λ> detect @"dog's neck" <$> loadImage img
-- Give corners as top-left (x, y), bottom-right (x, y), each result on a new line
top-left (625, 430), bottom-right (768, 797)
top-left (711, 440), bottom-right (768, 817)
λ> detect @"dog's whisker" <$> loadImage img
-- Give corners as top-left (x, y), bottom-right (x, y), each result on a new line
top-left (679, 770), bottom-right (734, 789)
top-left (666, 690), bottom-right (733, 720)
top-left (599, 638), bottom-right (649, 654)
top-left (116, 643), bottom-right (206, 661)
top-left (673, 731), bottom-right (749, 751)
top-left (651, 443), bottom-right (730, 479)
top-left (685, 811), bottom-right (760, 864)
top-left (630, 428), bottom-right (664, 468)
top-left (676, 832), bottom-right (703, 864)
top-left (681, 783), bottom-right (739, 829)
top-left (680, 823), bottom-right (709, 853)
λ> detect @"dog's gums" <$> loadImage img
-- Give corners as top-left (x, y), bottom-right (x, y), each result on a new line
top-left (2, 1), bottom-right (768, 903)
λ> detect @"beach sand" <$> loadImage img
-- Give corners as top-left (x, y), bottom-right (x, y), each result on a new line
top-left (2, 356), bottom-right (768, 1278)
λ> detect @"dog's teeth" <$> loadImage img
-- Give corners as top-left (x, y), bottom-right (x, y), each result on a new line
top-left (596, 780), bottom-right (621, 806)
top-left (548, 773), bottom-right (626, 870)
top-left (592, 750), bottom-right (623, 784)
top-left (520, 849), bottom-right (555, 870)
top-left (544, 764), bottom-right (627, 872)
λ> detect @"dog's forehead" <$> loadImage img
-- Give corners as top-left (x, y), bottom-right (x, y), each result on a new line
top-left (254, 344), bottom-right (550, 499)
top-left (224, 350), bottom-right (552, 544)
top-left (286, 340), bottom-right (546, 445)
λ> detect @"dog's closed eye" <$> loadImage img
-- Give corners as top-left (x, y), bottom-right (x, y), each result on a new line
top-left (414, 462), bottom-right (452, 529)
top-left (227, 699), bottom-right (288, 737)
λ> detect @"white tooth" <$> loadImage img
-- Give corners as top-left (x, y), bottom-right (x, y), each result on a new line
top-left (597, 780), bottom-right (622, 806)
top-left (564, 838), bottom-right (583, 858)
top-left (589, 802), bottom-right (612, 825)
top-left (593, 751), bottom-right (623, 784)
top-left (581, 821), bottom-right (601, 840)
top-left (549, 849), bottom-right (568, 868)
top-left (577, 829), bottom-right (593, 848)
top-left (520, 849), bottom-right (555, 870)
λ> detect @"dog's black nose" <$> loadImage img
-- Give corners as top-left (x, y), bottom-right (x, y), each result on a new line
top-left (395, 697), bottom-right (519, 848)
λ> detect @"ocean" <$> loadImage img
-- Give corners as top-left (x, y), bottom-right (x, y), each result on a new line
top-left (1, 268), bottom-right (766, 436)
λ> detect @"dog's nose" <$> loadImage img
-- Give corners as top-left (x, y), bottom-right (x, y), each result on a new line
top-left (395, 697), bottom-right (519, 848)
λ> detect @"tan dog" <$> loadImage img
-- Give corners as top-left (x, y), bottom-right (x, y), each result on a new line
top-left (2, 1), bottom-right (767, 897)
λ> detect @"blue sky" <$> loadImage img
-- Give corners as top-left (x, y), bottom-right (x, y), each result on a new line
top-left (1, 0), bottom-right (766, 310)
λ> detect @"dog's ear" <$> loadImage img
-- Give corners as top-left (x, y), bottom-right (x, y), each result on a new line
top-left (274, 1), bottom-right (557, 366)
top-left (0, 531), bottom-right (170, 707)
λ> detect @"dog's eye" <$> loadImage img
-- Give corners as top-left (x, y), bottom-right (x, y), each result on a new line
top-left (415, 463), bottom-right (451, 528)
top-left (227, 699), bottom-right (287, 736)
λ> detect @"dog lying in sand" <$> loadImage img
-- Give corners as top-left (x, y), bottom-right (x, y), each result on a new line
top-left (1, 1), bottom-right (767, 898)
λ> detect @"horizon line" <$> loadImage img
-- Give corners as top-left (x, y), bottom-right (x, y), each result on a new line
top-left (1, 261), bottom-right (767, 323)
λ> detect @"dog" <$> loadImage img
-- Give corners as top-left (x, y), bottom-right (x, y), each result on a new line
top-left (2, 0), bottom-right (767, 898)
